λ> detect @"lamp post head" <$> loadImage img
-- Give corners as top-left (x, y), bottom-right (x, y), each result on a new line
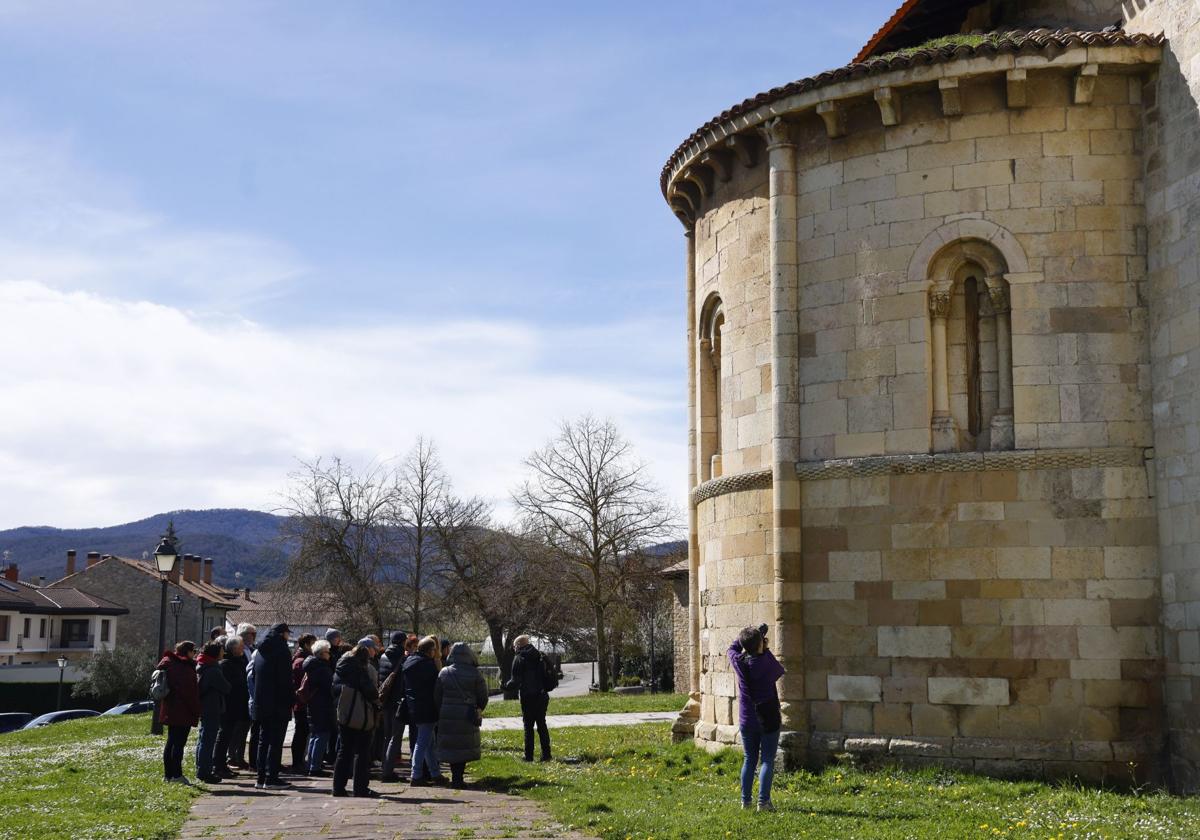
top-left (169, 593), bottom-right (183, 615)
top-left (57, 656), bottom-right (67, 670)
top-left (153, 538), bottom-right (178, 577)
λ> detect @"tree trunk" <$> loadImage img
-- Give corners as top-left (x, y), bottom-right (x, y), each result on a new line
top-left (594, 603), bottom-right (609, 692)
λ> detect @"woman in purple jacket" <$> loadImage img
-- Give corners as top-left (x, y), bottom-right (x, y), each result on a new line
top-left (728, 624), bottom-right (785, 812)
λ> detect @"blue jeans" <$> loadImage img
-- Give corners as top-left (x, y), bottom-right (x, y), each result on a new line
top-left (195, 716), bottom-right (219, 778)
top-left (410, 722), bottom-right (440, 781)
top-left (740, 726), bottom-right (779, 805)
top-left (307, 729), bottom-right (330, 773)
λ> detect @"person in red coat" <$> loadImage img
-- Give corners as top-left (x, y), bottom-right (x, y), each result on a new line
top-left (158, 640), bottom-right (201, 783)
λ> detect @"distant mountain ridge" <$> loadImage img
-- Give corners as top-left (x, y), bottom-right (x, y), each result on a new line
top-left (0, 509), bottom-right (687, 590)
top-left (0, 509), bottom-right (291, 588)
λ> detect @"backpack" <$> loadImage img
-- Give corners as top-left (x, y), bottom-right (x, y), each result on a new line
top-left (542, 656), bottom-right (560, 692)
top-left (149, 668), bottom-right (170, 701)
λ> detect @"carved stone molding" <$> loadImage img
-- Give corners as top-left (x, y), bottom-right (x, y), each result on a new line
top-left (928, 290), bottom-right (952, 319)
top-left (690, 468), bottom-right (773, 507)
top-left (793, 447), bottom-right (1145, 482)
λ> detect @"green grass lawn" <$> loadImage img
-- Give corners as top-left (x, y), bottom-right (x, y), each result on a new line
top-left (484, 692), bottom-right (687, 719)
top-left (474, 724), bottom-right (1200, 840)
top-left (0, 715), bottom-right (197, 840)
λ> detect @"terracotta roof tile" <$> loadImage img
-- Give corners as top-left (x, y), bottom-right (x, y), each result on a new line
top-left (0, 579), bottom-right (128, 614)
top-left (661, 28), bottom-right (1163, 198)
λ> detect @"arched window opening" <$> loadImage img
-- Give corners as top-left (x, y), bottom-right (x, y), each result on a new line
top-left (698, 296), bottom-right (725, 481)
top-left (927, 241), bottom-right (1014, 453)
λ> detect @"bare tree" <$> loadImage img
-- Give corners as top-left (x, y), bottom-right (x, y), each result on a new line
top-left (277, 457), bottom-right (401, 638)
top-left (513, 416), bottom-right (677, 691)
top-left (431, 495), bottom-right (571, 686)
top-left (392, 437), bottom-right (447, 635)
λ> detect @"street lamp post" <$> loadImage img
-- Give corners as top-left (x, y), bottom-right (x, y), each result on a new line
top-left (169, 594), bottom-right (183, 645)
top-left (151, 537), bottom-right (178, 735)
top-left (56, 656), bottom-right (67, 711)
top-left (646, 582), bottom-right (659, 694)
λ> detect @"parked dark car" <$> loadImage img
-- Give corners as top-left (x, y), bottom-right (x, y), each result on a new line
top-left (0, 712), bottom-right (33, 734)
top-left (21, 709), bottom-right (100, 729)
top-left (101, 700), bottom-right (155, 716)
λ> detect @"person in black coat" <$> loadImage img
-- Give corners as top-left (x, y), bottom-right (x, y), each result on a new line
top-left (303, 640), bottom-right (336, 775)
top-left (214, 635), bottom-right (249, 777)
top-left (403, 636), bottom-right (446, 784)
top-left (377, 631), bottom-right (407, 782)
top-left (195, 641), bottom-right (231, 784)
top-left (251, 623), bottom-right (294, 789)
top-left (332, 645), bottom-right (380, 797)
top-left (505, 636), bottom-right (553, 762)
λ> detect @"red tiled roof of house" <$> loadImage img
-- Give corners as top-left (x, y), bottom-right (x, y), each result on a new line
top-left (660, 28), bottom-right (1163, 197)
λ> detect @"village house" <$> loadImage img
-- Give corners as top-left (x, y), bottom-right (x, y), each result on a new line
top-left (0, 562), bottom-right (128, 667)
top-left (48, 549), bottom-right (240, 651)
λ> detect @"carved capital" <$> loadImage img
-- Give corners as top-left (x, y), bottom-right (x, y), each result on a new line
top-left (988, 285), bottom-right (1010, 314)
top-left (760, 117), bottom-right (797, 149)
top-left (928, 290), bottom-right (952, 319)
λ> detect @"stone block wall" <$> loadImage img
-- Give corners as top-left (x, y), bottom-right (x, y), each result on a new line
top-left (789, 70), bottom-right (1153, 460)
top-left (695, 484), bottom-right (774, 745)
top-left (669, 575), bottom-right (690, 695)
top-left (1125, 0), bottom-right (1200, 794)
top-left (799, 451), bottom-right (1163, 784)
top-left (693, 162), bottom-right (769, 479)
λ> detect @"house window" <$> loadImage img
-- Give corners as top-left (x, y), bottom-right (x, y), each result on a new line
top-left (101, 620), bottom-right (111, 643)
top-left (0, 616), bottom-right (8, 642)
top-left (22, 618), bottom-right (30, 639)
top-left (61, 619), bottom-right (90, 647)
top-left (39, 618), bottom-right (46, 638)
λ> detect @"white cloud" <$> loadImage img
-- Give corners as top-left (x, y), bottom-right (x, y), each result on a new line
top-left (0, 281), bottom-right (686, 529)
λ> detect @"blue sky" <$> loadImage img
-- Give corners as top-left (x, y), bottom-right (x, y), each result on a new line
top-left (0, 1), bottom-right (897, 529)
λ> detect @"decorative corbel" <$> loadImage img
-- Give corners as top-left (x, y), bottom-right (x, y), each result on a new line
top-left (938, 78), bottom-right (962, 117)
top-left (699, 150), bottom-right (732, 183)
top-left (725, 134), bottom-right (759, 168)
top-left (1074, 64), bottom-right (1099, 105)
top-left (874, 86), bottom-right (902, 127)
top-left (815, 101), bottom-right (846, 139)
top-left (682, 166), bottom-right (714, 199)
top-left (760, 116), bottom-right (798, 149)
top-left (671, 180), bottom-right (702, 214)
top-left (1006, 69), bottom-right (1028, 109)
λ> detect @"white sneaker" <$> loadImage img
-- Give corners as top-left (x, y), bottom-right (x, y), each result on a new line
top-left (167, 776), bottom-right (191, 785)
top-left (741, 801), bottom-right (752, 810)
top-left (757, 801), bottom-right (775, 813)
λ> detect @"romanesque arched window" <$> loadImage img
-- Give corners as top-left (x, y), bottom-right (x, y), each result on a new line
top-left (698, 295), bottom-right (725, 480)
top-left (927, 241), bottom-right (1014, 453)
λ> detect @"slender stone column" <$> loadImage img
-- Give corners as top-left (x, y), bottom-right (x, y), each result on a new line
top-left (675, 226), bottom-right (702, 741)
top-left (928, 290), bottom-right (957, 452)
top-left (988, 281), bottom-right (1015, 449)
top-left (763, 116), bottom-right (805, 766)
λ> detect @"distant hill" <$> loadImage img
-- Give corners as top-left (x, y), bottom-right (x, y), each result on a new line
top-left (0, 509), bottom-right (291, 588)
top-left (0, 509), bottom-right (688, 590)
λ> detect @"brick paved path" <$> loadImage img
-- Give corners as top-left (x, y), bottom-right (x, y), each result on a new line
top-left (181, 771), bottom-right (595, 840)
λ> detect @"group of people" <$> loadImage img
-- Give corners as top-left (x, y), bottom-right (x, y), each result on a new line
top-left (153, 623), bottom-right (560, 799)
